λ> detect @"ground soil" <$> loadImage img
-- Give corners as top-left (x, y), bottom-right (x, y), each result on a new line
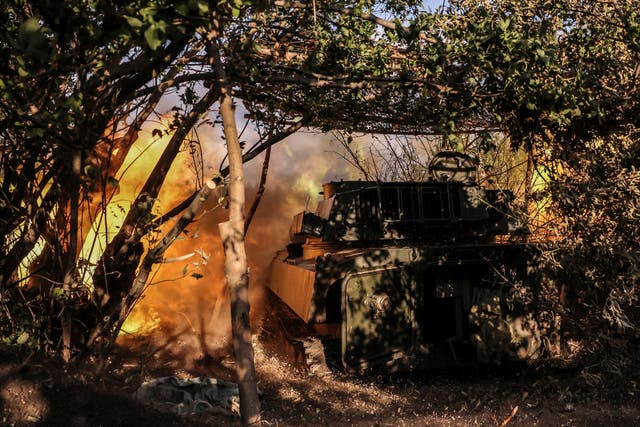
top-left (1, 314), bottom-right (639, 427)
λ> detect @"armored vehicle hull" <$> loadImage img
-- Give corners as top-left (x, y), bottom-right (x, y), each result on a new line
top-left (268, 152), bottom-right (535, 371)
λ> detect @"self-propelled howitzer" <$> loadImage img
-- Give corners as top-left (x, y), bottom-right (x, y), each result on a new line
top-left (268, 152), bottom-right (536, 372)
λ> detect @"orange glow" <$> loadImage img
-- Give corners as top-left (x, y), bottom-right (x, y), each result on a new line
top-left (79, 118), bottom-right (177, 279)
top-left (77, 114), bottom-right (223, 352)
top-left (119, 304), bottom-right (162, 336)
top-left (112, 131), bottom-right (356, 364)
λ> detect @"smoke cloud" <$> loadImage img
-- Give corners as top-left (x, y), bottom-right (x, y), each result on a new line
top-left (117, 126), bottom-right (357, 367)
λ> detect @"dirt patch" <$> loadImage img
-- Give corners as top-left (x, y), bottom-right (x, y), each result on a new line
top-left (254, 340), bottom-right (640, 427)
top-left (0, 347), bottom-right (231, 426)
top-left (1, 318), bottom-right (639, 427)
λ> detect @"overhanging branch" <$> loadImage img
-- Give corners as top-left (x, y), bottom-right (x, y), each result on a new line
top-left (272, 0), bottom-right (439, 43)
top-left (155, 113), bottom-right (312, 223)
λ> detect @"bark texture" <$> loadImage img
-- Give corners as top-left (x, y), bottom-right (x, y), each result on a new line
top-left (212, 42), bottom-right (262, 426)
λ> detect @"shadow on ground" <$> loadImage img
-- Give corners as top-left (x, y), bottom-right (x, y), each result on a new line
top-left (1, 312), bottom-right (639, 427)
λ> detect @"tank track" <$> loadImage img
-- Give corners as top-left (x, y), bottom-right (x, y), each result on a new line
top-left (264, 289), bottom-right (339, 376)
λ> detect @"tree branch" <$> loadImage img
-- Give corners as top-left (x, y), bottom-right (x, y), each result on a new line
top-left (244, 146), bottom-right (271, 235)
top-left (156, 114), bottom-right (311, 224)
top-left (210, 37), bottom-right (262, 427)
top-left (272, 1), bottom-right (438, 43)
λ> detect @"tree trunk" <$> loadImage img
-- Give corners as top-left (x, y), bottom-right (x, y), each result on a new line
top-left (61, 149), bottom-right (82, 362)
top-left (524, 145), bottom-right (536, 241)
top-left (211, 42), bottom-right (261, 426)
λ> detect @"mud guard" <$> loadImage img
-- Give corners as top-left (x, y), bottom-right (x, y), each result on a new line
top-left (342, 267), bottom-right (416, 370)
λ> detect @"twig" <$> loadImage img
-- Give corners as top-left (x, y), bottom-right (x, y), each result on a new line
top-left (245, 146), bottom-right (271, 235)
top-left (161, 252), bottom-right (196, 263)
top-left (499, 405), bottom-right (519, 427)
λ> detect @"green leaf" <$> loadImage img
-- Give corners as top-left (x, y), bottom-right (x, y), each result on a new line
top-left (144, 25), bottom-right (162, 50)
top-left (51, 287), bottom-right (64, 299)
top-left (124, 15), bottom-right (143, 28)
top-left (197, 1), bottom-right (209, 14)
top-left (176, 3), bottom-right (189, 16)
top-left (16, 331), bottom-right (30, 345)
top-left (107, 176), bottom-right (119, 188)
top-left (20, 17), bottom-right (41, 34)
top-left (84, 164), bottom-right (99, 178)
top-left (232, 7), bottom-right (240, 18)
top-left (498, 18), bottom-right (510, 32)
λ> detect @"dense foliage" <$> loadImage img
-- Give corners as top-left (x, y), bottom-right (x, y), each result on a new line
top-left (547, 134), bottom-right (640, 342)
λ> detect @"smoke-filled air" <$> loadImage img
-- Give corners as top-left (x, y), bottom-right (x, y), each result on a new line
top-left (107, 121), bottom-right (356, 367)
